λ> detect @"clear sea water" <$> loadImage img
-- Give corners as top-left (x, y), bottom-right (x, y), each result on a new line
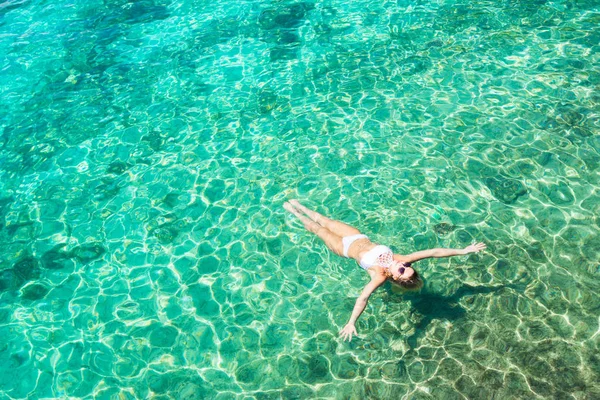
top-left (1, 0), bottom-right (599, 398)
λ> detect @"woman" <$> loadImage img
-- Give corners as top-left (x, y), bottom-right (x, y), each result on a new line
top-left (283, 200), bottom-right (486, 342)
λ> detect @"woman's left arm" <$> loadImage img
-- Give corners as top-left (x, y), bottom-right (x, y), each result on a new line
top-left (395, 242), bottom-right (486, 263)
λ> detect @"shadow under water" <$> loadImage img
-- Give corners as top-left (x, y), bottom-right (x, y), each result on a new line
top-left (401, 283), bottom-right (524, 348)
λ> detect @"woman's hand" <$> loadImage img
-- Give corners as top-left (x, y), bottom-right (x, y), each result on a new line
top-left (463, 242), bottom-right (486, 254)
top-left (340, 323), bottom-right (358, 342)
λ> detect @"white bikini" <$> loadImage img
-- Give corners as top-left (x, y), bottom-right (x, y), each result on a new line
top-left (342, 234), bottom-right (395, 270)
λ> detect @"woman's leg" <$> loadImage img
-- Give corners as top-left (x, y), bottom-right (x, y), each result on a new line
top-left (284, 202), bottom-right (344, 256)
top-left (289, 200), bottom-right (361, 237)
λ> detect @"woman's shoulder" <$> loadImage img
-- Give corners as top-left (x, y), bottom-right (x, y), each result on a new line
top-left (367, 266), bottom-right (388, 282)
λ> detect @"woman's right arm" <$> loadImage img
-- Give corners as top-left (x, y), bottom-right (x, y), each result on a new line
top-left (340, 278), bottom-right (385, 342)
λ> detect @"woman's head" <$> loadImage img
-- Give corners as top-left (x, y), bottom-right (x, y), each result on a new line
top-left (384, 262), bottom-right (423, 290)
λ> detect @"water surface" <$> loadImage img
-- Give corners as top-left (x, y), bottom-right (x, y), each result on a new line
top-left (1, 0), bottom-right (599, 398)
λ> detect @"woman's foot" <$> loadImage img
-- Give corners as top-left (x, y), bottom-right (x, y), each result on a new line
top-left (284, 201), bottom-right (321, 232)
top-left (290, 199), bottom-right (322, 224)
top-left (283, 201), bottom-right (303, 218)
top-left (289, 199), bottom-right (302, 208)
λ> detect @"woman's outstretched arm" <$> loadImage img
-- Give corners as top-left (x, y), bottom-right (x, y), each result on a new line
top-left (340, 277), bottom-right (385, 342)
top-left (395, 242), bottom-right (486, 263)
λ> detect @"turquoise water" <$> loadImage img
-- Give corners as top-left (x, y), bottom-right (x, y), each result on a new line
top-left (1, 0), bottom-right (599, 398)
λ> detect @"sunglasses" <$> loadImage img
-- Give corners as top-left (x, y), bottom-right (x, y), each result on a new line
top-left (392, 266), bottom-right (406, 280)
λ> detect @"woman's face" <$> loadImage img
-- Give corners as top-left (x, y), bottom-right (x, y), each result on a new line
top-left (389, 261), bottom-right (415, 281)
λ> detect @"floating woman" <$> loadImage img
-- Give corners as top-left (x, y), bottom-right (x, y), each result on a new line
top-left (283, 200), bottom-right (486, 342)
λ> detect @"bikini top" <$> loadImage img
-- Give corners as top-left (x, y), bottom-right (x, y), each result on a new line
top-left (359, 245), bottom-right (395, 270)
